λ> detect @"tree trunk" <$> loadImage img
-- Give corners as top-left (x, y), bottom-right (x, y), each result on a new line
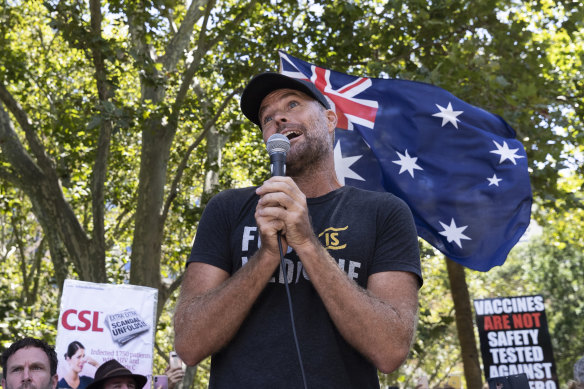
top-left (0, 102), bottom-right (105, 283)
top-left (446, 257), bottom-right (484, 388)
top-left (180, 365), bottom-right (198, 389)
top-left (129, 118), bottom-right (172, 290)
top-left (203, 124), bottom-right (228, 195)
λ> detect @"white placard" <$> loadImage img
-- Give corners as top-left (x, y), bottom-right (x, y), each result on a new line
top-left (56, 280), bottom-right (158, 389)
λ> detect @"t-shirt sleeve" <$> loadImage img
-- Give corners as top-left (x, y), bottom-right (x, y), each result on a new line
top-left (186, 191), bottom-right (234, 274)
top-left (370, 195), bottom-right (422, 286)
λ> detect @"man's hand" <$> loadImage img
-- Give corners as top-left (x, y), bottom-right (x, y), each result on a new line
top-left (255, 176), bottom-right (314, 255)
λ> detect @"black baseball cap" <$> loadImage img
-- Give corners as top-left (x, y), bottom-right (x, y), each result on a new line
top-left (240, 72), bottom-right (331, 127)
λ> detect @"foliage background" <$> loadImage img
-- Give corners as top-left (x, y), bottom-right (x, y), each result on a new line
top-left (1, 0), bottom-right (582, 387)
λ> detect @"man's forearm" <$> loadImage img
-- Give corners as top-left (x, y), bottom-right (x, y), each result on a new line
top-left (174, 250), bottom-right (279, 365)
top-left (295, 237), bottom-right (419, 373)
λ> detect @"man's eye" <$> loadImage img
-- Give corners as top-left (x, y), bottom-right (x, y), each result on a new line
top-left (288, 101), bottom-right (298, 108)
top-left (262, 115), bottom-right (273, 125)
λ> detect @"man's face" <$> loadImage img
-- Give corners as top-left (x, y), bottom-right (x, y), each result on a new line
top-left (103, 377), bottom-right (136, 389)
top-left (259, 88), bottom-right (336, 176)
top-left (1, 347), bottom-right (57, 389)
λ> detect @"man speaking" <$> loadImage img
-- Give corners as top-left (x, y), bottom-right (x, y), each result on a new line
top-left (174, 72), bottom-right (422, 388)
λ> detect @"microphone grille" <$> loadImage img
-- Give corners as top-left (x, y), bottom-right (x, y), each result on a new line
top-left (266, 134), bottom-right (290, 156)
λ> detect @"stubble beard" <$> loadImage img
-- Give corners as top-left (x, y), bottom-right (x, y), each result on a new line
top-left (285, 122), bottom-right (332, 177)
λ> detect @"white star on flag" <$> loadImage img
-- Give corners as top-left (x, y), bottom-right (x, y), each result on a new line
top-left (438, 218), bottom-right (471, 248)
top-left (392, 149), bottom-right (423, 178)
top-left (334, 140), bottom-right (365, 185)
top-left (487, 174), bottom-right (502, 186)
top-left (432, 102), bottom-right (463, 129)
top-left (490, 140), bottom-right (525, 165)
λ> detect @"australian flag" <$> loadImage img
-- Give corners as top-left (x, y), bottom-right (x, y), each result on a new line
top-left (279, 51), bottom-right (532, 272)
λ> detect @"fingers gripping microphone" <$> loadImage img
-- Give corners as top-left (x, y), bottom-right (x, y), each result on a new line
top-left (266, 134), bottom-right (290, 177)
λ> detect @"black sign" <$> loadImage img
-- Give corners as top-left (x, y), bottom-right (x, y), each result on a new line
top-left (474, 295), bottom-right (559, 389)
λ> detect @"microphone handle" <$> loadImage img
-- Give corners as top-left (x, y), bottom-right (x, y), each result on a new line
top-left (270, 152), bottom-right (286, 177)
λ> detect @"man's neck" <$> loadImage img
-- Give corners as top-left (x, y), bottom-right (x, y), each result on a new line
top-left (290, 164), bottom-right (342, 198)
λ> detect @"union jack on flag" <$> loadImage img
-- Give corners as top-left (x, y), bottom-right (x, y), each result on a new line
top-left (279, 51), bottom-right (532, 271)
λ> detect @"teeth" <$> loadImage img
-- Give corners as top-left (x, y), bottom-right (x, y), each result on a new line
top-left (284, 131), bottom-right (301, 140)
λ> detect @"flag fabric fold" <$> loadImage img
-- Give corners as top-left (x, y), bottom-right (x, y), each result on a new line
top-left (278, 51), bottom-right (532, 271)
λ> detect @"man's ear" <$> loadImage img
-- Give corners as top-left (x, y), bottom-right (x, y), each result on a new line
top-left (2, 377), bottom-right (6, 389)
top-left (325, 109), bottom-right (337, 132)
top-left (51, 374), bottom-right (58, 389)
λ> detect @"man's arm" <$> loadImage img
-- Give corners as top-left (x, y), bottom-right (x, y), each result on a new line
top-left (296, 238), bottom-right (419, 373)
top-left (173, 248), bottom-right (280, 366)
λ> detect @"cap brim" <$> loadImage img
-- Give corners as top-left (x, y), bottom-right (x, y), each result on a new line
top-left (240, 73), bottom-right (330, 127)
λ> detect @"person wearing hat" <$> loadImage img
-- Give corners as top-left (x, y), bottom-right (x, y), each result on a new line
top-left (174, 72), bottom-right (422, 388)
top-left (85, 360), bottom-right (146, 389)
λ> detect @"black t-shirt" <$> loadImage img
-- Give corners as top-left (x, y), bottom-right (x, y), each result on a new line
top-left (188, 185), bottom-right (422, 388)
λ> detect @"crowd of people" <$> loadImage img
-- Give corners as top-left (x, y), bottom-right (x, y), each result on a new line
top-left (1, 337), bottom-right (183, 389)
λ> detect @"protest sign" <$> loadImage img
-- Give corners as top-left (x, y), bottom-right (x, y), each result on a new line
top-left (474, 295), bottom-right (558, 389)
top-left (56, 280), bottom-right (158, 389)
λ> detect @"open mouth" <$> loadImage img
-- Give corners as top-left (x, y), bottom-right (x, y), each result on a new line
top-left (284, 130), bottom-right (302, 141)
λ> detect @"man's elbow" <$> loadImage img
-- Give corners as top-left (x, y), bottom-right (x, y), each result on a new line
top-left (174, 325), bottom-right (208, 367)
top-left (174, 340), bottom-right (206, 367)
top-left (372, 345), bottom-right (410, 374)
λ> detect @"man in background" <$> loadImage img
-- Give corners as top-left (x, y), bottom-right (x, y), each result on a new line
top-left (2, 337), bottom-right (58, 389)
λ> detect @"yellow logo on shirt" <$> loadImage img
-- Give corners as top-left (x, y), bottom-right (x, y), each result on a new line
top-left (318, 226), bottom-right (348, 250)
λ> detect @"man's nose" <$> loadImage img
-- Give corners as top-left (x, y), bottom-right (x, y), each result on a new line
top-left (22, 367), bottom-right (32, 381)
top-left (273, 111), bottom-right (288, 125)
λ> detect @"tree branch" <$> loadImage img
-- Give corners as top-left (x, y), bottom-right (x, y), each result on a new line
top-left (89, 0), bottom-right (113, 253)
top-left (161, 0), bottom-right (210, 71)
top-left (12, 215), bottom-right (30, 297)
top-left (167, 272), bottom-right (184, 301)
top-left (1, 95), bottom-right (92, 282)
top-left (0, 83), bottom-right (55, 172)
top-left (105, 208), bottom-right (135, 250)
top-left (167, 0), bottom-right (257, 132)
top-left (26, 236), bottom-right (46, 306)
top-left (126, 4), bottom-right (158, 75)
top-left (161, 88), bottom-right (238, 224)
top-left (0, 102), bottom-right (45, 181)
top-left (169, 0), bottom-right (215, 121)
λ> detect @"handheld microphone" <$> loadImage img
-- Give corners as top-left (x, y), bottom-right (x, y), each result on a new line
top-left (265, 133), bottom-right (308, 389)
top-left (266, 134), bottom-right (290, 177)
